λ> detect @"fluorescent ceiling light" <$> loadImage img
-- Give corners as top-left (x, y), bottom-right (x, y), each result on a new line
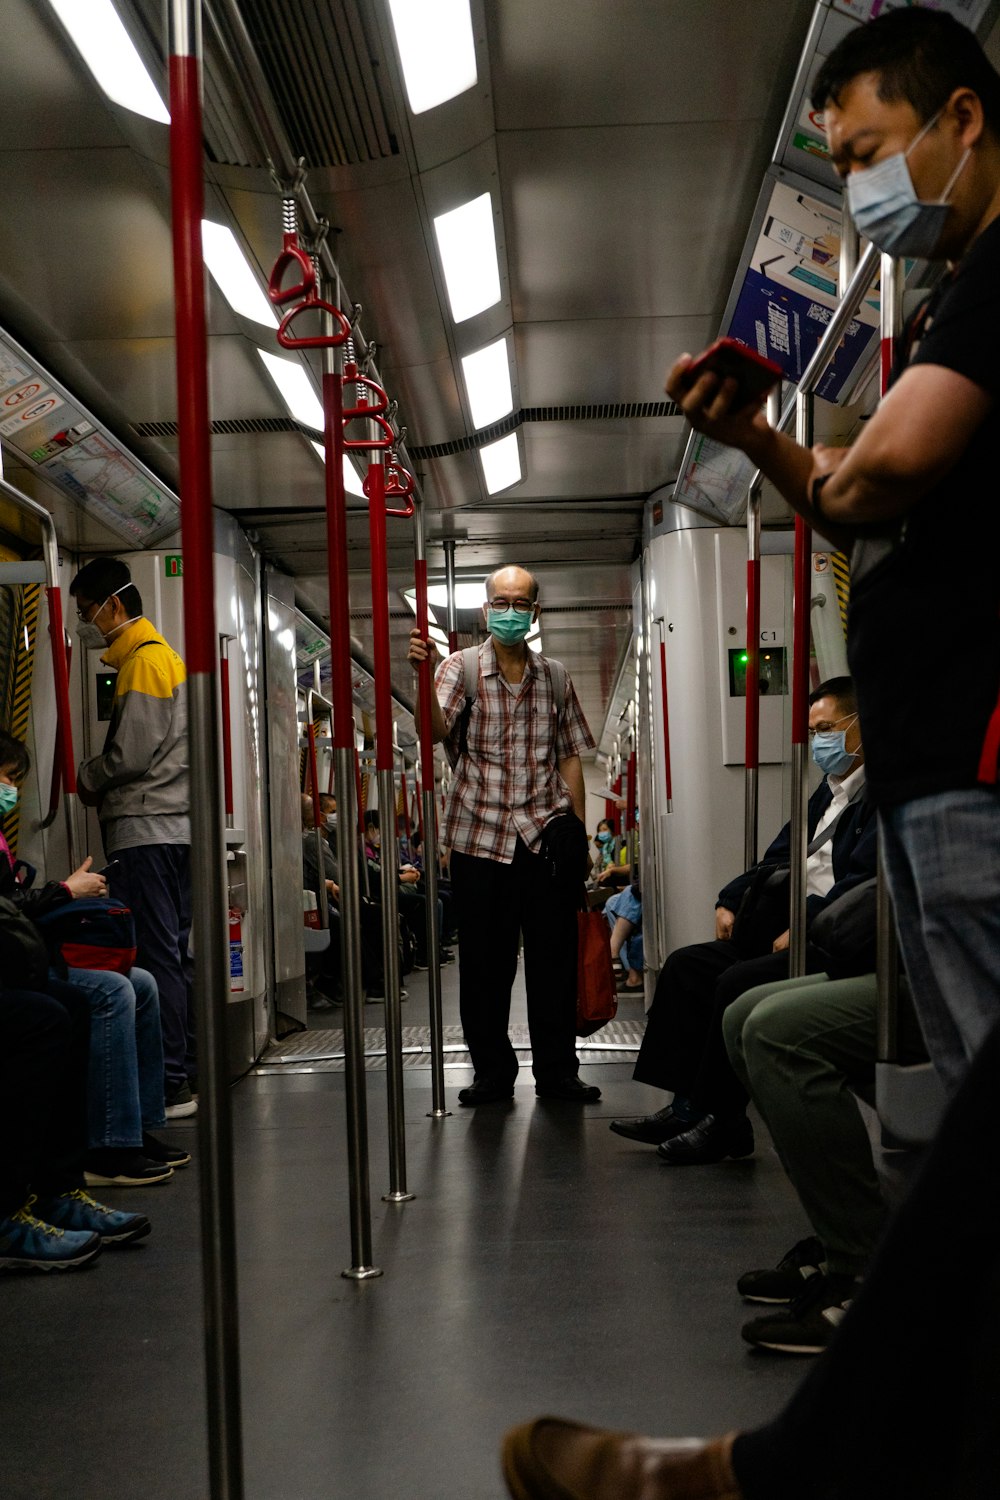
top-left (387, 0), bottom-right (477, 114)
top-left (309, 442), bottom-right (367, 497)
top-left (403, 581), bottom-right (488, 612)
top-left (461, 338), bottom-right (513, 429)
top-left (433, 194), bottom-right (501, 323)
top-left (427, 625), bottom-right (450, 645)
top-left (479, 432), bottom-right (521, 494)
top-left (201, 221), bottom-right (277, 328)
top-left (528, 635), bottom-right (543, 654)
top-left (258, 350), bottom-right (323, 430)
top-left (48, 0), bottom-right (169, 123)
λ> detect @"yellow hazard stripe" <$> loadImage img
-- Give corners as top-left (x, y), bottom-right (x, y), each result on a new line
top-left (1, 581), bottom-right (41, 858)
top-left (831, 552), bottom-right (850, 639)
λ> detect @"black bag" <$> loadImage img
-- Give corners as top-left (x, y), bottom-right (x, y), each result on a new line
top-left (0, 894), bottom-right (52, 992)
top-left (808, 877), bottom-right (877, 978)
top-left (540, 811), bottom-right (590, 893)
top-left (730, 865), bottom-right (791, 958)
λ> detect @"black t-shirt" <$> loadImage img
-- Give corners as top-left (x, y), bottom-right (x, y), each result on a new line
top-left (847, 212), bottom-right (1000, 805)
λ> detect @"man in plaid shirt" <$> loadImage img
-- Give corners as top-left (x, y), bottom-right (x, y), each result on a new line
top-left (408, 565), bottom-right (599, 1105)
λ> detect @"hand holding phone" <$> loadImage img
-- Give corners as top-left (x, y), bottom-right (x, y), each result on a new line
top-left (683, 338), bottom-right (782, 411)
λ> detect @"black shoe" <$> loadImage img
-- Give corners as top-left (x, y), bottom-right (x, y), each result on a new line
top-left (609, 1105), bottom-right (691, 1145)
top-left (440, 948), bottom-right (456, 965)
top-left (535, 1076), bottom-right (602, 1102)
top-left (457, 1078), bottom-right (516, 1106)
top-left (656, 1113), bottom-right (754, 1165)
top-left (738, 1236), bottom-right (827, 1304)
top-left (142, 1132), bottom-right (192, 1169)
top-left (83, 1150), bottom-right (174, 1188)
top-left (164, 1081), bottom-right (197, 1119)
top-left (741, 1271), bottom-right (859, 1355)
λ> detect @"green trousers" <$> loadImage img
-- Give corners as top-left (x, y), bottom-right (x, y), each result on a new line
top-left (722, 973), bottom-right (884, 1276)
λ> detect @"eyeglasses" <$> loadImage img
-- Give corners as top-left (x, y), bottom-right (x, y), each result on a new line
top-left (487, 598), bottom-right (534, 615)
top-left (75, 600), bottom-right (98, 622)
top-left (808, 712), bottom-right (857, 738)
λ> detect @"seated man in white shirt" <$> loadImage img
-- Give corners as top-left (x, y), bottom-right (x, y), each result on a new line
top-left (610, 678), bottom-right (877, 1164)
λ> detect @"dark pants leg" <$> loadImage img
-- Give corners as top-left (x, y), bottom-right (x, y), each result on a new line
top-left (111, 844), bottom-right (194, 1090)
top-left (450, 840), bottom-right (578, 1084)
top-left (733, 1014), bottom-right (1000, 1500)
top-left (0, 980), bottom-right (90, 1214)
top-left (632, 940), bottom-right (744, 1092)
top-left (688, 949), bottom-right (797, 1116)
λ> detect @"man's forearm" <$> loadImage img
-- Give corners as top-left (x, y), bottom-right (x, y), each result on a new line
top-left (745, 426), bottom-right (856, 551)
top-left (413, 691), bottom-right (450, 744)
top-left (558, 755), bottom-right (586, 823)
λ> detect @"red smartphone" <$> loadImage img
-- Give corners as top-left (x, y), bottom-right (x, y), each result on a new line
top-left (685, 338), bottom-right (782, 410)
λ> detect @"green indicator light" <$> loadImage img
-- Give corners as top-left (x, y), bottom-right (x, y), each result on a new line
top-left (739, 653), bottom-right (748, 664)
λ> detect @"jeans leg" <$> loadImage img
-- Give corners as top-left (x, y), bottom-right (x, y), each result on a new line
top-left (0, 988), bottom-right (77, 1214)
top-left (129, 966), bottom-right (166, 1129)
top-left (111, 844), bottom-right (194, 1091)
top-left (881, 791), bottom-right (1000, 1093)
top-left (65, 966), bottom-right (143, 1150)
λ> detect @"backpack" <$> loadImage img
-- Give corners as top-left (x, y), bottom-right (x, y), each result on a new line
top-left (0, 895), bottom-right (51, 992)
top-left (447, 644), bottom-right (567, 767)
top-left (33, 897), bottom-right (137, 975)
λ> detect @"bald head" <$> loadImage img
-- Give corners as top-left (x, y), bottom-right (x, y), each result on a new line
top-left (484, 565), bottom-right (539, 604)
top-left (301, 793), bottom-right (316, 829)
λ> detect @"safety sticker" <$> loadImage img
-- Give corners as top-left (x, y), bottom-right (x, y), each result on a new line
top-left (0, 391), bottom-right (65, 436)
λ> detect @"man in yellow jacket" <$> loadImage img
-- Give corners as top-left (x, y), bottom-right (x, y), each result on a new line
top-left (71, 557), bottom-right (195, 1120)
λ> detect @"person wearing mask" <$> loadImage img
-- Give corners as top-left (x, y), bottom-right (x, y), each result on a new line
top-left (592, 819), bottom-right (616, 872)
top-left (407, 565), bottom-right (598, 1105)
top-left (70, 558), bottom-right (195, 1119)
top-left (667, 7), bottom-right (1000, 1093)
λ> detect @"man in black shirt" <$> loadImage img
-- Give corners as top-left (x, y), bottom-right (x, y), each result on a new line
top-left (667, 8), bottom-right (1000, 1096)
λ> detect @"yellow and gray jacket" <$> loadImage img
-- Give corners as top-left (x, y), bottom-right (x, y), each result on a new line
top-left (78, 617), bottom-right (190, 850)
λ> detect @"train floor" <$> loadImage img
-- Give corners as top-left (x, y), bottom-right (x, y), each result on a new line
top-left (7, 964), bottom-right (833, 1500)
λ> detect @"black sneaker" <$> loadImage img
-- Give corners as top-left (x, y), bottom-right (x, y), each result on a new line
top-left (457, 1078), bottom-right (516, 1106)
top-left (656, 1113), bottom-right (754, 1165)
top-left (741, 1271), bottom-right (859, 1355)
top-left (609, 1105), bottom-right (692, 1145)
top-left (535, 1076), bottom-right (602, 1103)
top-left (33, 1188), bottom-right (151, 1247)
top-left (164, 1081), bottom-right (197, 1119)
top-left (84, 1150), bottom-right (174, 1188)
top-left (440, 949), bottom-right (456, 965)
top-left (738, 1237), bottom-right (827, 1304)
top-left (142, 1132), bottom-right (192, 1169)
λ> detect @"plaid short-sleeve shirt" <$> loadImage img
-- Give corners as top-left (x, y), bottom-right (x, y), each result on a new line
top-left (436, 638), bottom-right (596, 863)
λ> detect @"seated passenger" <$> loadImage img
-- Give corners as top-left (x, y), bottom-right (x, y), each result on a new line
top-left (610, 679), bottom-right (876, 1163)
top-left (0, 733), bottom-right (188, 1188)
top-left (722, 964), bottom-right (928, 1356)
top-left (364, 810), bottom-right (450, 970)
top-left (502, 1010), bottom-right (1000, 1500)
top-left (604, 881), bottom-right (643, 992)
top-left (592, 818), bottom-right (616, 872)
top-left (1, 971), bottom-right (152, 1271)
top-left (303, 793), bottom-right (387, 1003)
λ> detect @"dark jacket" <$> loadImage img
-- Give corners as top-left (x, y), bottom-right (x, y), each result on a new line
top-left (717, 779), bottom-right (878, 925)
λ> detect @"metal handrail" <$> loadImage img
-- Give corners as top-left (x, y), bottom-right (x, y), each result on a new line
top-left (304, 687), bottom-right (334, 933)
top-left (0, 473), bottom-right (79, 867)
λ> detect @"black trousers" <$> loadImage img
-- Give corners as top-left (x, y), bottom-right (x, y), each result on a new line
top-left (633, 939), bottom-right (822, 1114)
top-left (450, 839), bottom-right (578, 1084)
top-left (733, 1012), bottom-right (1000, 1500)
top-left (0, 978), bottom-right (90, 1215)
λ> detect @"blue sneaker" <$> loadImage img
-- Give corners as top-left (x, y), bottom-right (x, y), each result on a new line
top-left (34, 1188), bottom-right (151, 1247)
top-left (0, 1200), bottom-right (103, 1271)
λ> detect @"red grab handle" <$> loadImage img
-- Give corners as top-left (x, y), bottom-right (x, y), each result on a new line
top-left (268, 232), bottom-right (316, 306)
top-left (364, 457), bottom-right (415, 516)
top-left (342, 361), bottom-right (394, 450)
top-left (277, 296), bottom-right (352, 350)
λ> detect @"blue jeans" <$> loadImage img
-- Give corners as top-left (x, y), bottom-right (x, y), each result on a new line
top-left (605, 887), bottom-right (644, 972)
top-left (60, 966), bottom-right (167, 1149)
top-left (880, 788), bottom-right (1000, 1094)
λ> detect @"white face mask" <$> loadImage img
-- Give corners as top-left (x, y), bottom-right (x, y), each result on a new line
top-left (846, 107), bottom-right (970, 259)
top-left (75, 587), bottom-right (139, 649)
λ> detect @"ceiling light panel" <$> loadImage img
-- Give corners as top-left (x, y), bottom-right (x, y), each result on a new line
top-left (461, 338), bottom-right (513, 429)
top-left (202, 221), bottom-right (278, 329)
top-left (258, 351), bottom-right (323, 430)
top-left (387, 0), bottom-right (477, 115)
top-left (433, 193), bottom-right (501, 324)
top-left (309, 442), bottom-right (367, 497)
top-left (479, 432), bottom-right (521, 495)
top-left (48, 0), bottom-right (169, 123)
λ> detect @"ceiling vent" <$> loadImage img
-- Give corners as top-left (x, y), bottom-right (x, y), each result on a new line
top-left (410, 402), bottom-right (683, 461)
top-left (132, 416), bottom-right (298, 439)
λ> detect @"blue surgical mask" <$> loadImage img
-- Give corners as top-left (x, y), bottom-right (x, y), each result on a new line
top-left (812, 725), bottom-right (859, 778)
top-left (487, 606), bottom-right (534, 646)
top-left (596, 831), bottom-right (613, 845)
top-left (846, 108), bottom-right (970, 259)
top-left (0, 782), bottom-right (19, 816)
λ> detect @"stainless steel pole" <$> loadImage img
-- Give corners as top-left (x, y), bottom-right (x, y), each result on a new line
top-left (413, 500), bottom-right (449, 1118)
top-left (789, 390), bottom-right (814, 979)
top-left (839, 202), bottom-right (859, 300)
top-left (168, 3), bottom-right (244, 1494)
top-left (319, 281), bottom-right (380, 1280)
top-left (443, 537), bottom-right (459, 653)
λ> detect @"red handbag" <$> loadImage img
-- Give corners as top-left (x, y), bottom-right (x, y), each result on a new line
top-left (576, 909), bottom-right (618, 1037)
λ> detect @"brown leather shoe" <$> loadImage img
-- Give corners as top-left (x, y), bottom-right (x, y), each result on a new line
top-left (501, 1417), bottom-right (742, 1500)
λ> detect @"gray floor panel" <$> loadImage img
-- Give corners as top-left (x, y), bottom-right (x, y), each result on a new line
top-left (256, 1019), bottom-right (645, 1072)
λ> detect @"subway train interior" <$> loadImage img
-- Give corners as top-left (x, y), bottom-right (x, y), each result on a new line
top-left (1, 0), bottom-right (997, 1496)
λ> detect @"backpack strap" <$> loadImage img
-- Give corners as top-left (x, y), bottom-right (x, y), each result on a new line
top-left (547, 658), bottom-right (567, 724)
top-left (457, 645), bottom-right (481, 759)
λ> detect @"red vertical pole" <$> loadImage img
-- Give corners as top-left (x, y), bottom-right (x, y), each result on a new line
top-left (791, 515), bottom-right (812, 751)
top-left (626, 750), bottom-right (637, 832)
top-left (415, 556), bottom-right (436, 801)
top-left (168, 3), bottom-right (244, 1494)
top-left (47, 588), bottom-right (77, 794)
top-left (368, 464), bottom-right (394, 776)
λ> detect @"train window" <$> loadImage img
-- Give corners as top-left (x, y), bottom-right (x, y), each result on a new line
top-left (96, 669), bottom-right (117, 721)
top-left (728, 647), bottom-right (788, 698)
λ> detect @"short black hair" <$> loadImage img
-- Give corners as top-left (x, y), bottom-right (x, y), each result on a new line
top-left (812, 8), bottom-right (1000, 135)
top-left (69, 557), bottom-right (143, 617)
top-left (810, 676), bottom-right (857, 716)
top-left (484, 566), bottom-right (540, 604)
top-left (365, 808), bottom-right (380, 829)
top-left (0, 729), bottom-right (30, 779)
